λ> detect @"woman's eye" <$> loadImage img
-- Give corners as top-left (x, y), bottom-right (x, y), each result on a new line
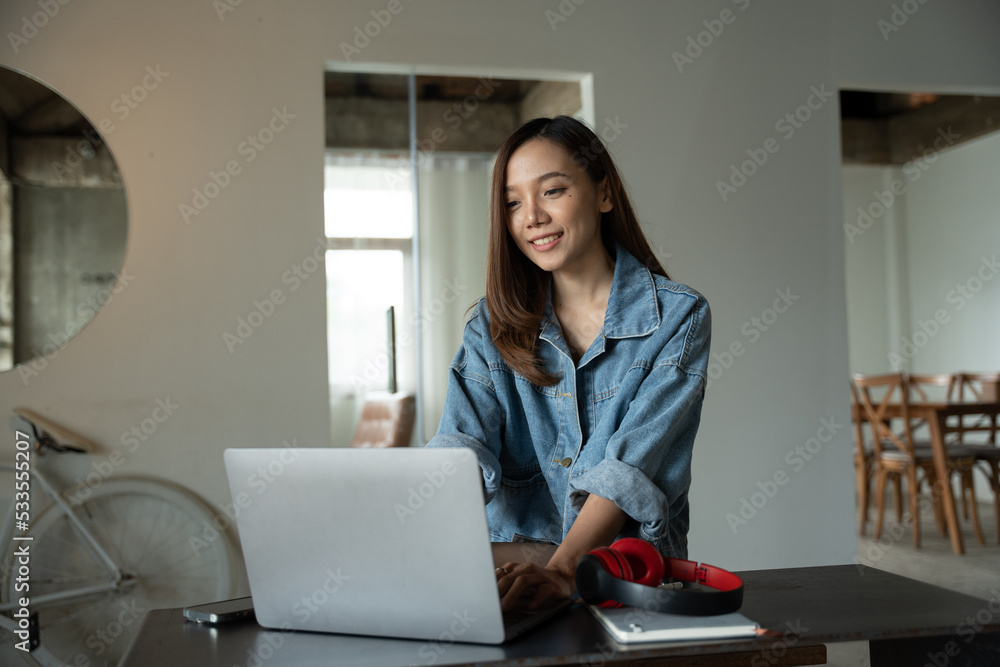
top-left (505, 200), bottom-right (520, 209)
top-left (545, 188), bottom-right (566, 196)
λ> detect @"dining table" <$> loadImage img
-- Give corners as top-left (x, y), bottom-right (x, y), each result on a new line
top-left (854, 397), bottom-right (1000, 555)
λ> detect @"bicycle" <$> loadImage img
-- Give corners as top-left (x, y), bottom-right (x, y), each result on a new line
top-left (0, 408), bottom-right (239, 666)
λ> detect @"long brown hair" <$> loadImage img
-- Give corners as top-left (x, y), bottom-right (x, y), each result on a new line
top-left (486, 116), bottom-right (667, 386)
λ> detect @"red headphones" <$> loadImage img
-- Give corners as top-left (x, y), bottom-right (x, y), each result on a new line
top-left (575, 538), bottom-right (744, 616)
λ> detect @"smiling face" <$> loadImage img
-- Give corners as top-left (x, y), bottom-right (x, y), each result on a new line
top-left (503, 138), bottom-right (613, 275)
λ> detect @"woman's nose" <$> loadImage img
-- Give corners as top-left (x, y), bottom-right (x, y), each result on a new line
top-left (525, 200), bottom-right (549, 225)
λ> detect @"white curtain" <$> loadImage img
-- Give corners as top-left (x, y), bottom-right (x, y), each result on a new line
top-left (417, 153), bottom-right (493, 443)
top-left (323, 151), bottom-right (492, 445)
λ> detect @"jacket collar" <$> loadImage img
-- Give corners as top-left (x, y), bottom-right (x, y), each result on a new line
top-left (538, 243), bottom-right (660, 349)
top-left (602, 243), bottom-right (661, 339)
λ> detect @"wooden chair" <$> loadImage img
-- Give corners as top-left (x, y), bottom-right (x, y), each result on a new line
top-left (906, 372), bottom-right (960, 447)
top-left (849, 382), bottom-right (875, 535)
top-left (957, 372), bottom-right (1000, 404)
top-left (852, 373), bottom-right (979, 548)
top-left (953, 372), bottom-right (1000, 543)
top-left (350, 392), bottom-right (416, 448)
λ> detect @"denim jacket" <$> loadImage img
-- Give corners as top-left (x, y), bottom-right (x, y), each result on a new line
top-left (426, 244), bottom-right (711, 558)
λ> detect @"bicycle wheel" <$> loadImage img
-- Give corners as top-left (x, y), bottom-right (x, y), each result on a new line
top-left (3, 476), bottom-right (238, 667)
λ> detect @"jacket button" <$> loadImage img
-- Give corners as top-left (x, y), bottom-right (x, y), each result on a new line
top-left (554, 457), bottom-right (572, 467)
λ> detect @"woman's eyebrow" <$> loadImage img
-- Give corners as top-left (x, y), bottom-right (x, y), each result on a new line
top-left (504, 171), bottom-right (573, 192)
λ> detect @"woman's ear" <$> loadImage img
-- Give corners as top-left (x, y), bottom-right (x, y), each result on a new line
top-left (598, 178), bottom-right (614, 213)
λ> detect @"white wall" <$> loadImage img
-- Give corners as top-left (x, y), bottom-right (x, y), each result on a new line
top-left (904, 131), bottom-right (1000, 373)
top-left (2, 0), bottom-right (999, 571)
top-left (843, 165), bottom-right (909, 374)
top-left (0, 2), bottom-right (335, 522)
top-left (844, 131), bottom-right (1000, 376)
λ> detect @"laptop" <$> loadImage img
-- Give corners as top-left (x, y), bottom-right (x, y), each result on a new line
top-left (223, 446), bottom-right (572, 644)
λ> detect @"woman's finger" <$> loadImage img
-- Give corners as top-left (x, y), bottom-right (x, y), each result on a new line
top-left (496, 561), bottom-right (530, 595)
top-left (500, 566), bottom-right (554, 611)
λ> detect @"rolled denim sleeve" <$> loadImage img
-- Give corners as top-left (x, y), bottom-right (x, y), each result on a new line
top-left (569, 294), bottom-right (710, 542)
top-left (425, 303), bottom-right (505, 502)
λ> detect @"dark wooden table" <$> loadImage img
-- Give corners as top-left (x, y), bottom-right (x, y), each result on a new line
top-left (117, 565), bottom-right (1000, 666)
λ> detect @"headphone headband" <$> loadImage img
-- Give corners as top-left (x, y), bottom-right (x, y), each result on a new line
top-left (576, 547), bottom-right (743, 616)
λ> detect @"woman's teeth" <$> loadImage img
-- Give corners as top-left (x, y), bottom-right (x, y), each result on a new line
top-left (531, 233), bottom-right (562, 246)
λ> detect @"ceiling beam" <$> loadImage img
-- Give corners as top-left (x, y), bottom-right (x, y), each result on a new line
top-left (842, 95), bottom-right (1000, 165)
top-left (519, 81), bottom-right (581, 121)
top-left (326, 96), bottom-right (517, 153)
top-left (12, 136), bottom-right (122, 188)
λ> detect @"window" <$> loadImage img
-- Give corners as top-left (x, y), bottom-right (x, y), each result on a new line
top-left (324, 154), bottom-right (413, 395)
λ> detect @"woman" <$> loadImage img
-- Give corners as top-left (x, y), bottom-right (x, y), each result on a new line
top-left (427, 116), bottom-right (711, 610)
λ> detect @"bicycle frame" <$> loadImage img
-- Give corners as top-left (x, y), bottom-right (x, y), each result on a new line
top-left (2, 409), bottom-right (238, 666)
top-left (0, 447), bottom-right (128, 626)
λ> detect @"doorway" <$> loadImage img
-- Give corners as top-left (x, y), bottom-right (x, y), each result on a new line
top-left (323, 69), bottom-right (589, 445)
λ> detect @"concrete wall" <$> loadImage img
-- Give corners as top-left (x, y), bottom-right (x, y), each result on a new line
top-left (13, 184), bottom-right (127, 364)
top-left (1, 0), bottom-right (999, 571)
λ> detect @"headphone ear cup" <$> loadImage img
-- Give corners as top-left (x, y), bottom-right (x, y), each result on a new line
top-left (588, 547), bottom-right (633, 608)
top-left (608, 538), bottom-right (665, 588)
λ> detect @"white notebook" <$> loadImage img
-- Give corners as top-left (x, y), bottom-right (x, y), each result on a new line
top-left (587, 604), bottom-right (760, 644)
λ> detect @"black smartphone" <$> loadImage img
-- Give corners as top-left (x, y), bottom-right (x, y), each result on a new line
top-left (183, 596), bottom-right (255, 624)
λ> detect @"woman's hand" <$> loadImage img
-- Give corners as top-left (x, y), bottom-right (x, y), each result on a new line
top-left (495, 561), bottom-right (575, 612)
top-left (495, 494), bottom-right (627, 612)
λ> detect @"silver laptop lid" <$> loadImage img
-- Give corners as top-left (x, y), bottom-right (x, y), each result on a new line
top-left (223, 447), bottom-right (506, 644)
